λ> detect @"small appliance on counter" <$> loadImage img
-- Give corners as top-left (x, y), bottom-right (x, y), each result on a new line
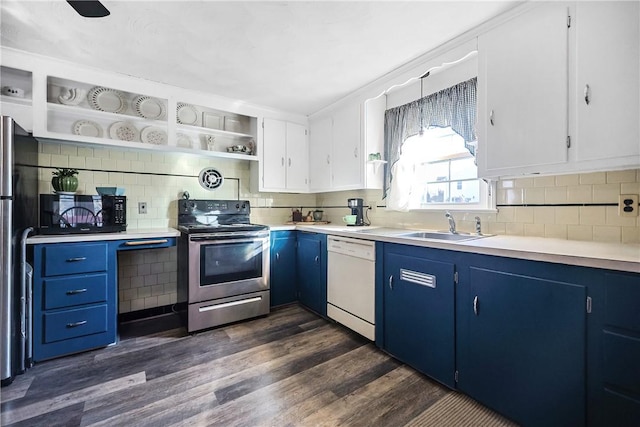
top-left (347, 198), bottom-right (366, 226)
top-left (39, 194), bottom-right (126, 235)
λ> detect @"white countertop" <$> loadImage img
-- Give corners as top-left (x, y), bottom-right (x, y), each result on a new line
top-left (271, 224), bottom-right (640, 273)
top-left (26, 228), bottom-right (180, 244)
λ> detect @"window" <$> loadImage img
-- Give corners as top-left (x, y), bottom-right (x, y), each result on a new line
top-left (384, 75), bottom-right (493, 211)
top-left (397, 126), bottom-right (489, 210)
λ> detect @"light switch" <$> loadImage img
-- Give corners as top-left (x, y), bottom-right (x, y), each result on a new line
top-left (618, 194), bottom-right (639, 217)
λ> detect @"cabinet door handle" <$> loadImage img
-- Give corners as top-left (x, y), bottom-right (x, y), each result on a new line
top-left (354, 147), bottom-right (358, 158)
top-left (389, 275), bottom-right (393, 290)
top-left (288, 158), bottom-right (292, 167)
top-left (66, 288), bottom-right (87, 295)
top-left (66, 257), bottom-right (86, 262)
top-left (281, 157), bottom-right (284, 166)
top-left (326, 155), bottom-right (330, 165)
top-left (66, 320), bottom-right (87, 328)
top-left (584, 84), bottom-right (590, 105)
top-left (276, 252), bottom-right (280, 261)
top-left (473, 296), bottom-right (479, 316)
top-left (314, 255), bottom-right (319, 264)
top-left (489, 110), bottom-right (495, 126)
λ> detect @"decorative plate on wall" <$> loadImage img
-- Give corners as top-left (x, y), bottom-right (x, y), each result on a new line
top-left (176, 133), bottom-right (193, 148)
top-left (141, 126), bottom-right (167, 145)
top-left (176, 103), bottom-right (199, 125)
top-left (109, 121), bottom-right (139, 142)
top-left (88, 86), bottom-right (126, 113)
top-left (133, 96), bottom-right (166, 120)
top-left (72, 119), bottom-right (103, 138)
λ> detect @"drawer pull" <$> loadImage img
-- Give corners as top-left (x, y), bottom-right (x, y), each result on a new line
top-left (66, 288), bottom-right (87, 295)
top-left (66, 320), bottom-right (87, 328)
top-left (66, 257), bottom-right (87, 262)
top-left (124, 239), bottom-right (168, 246)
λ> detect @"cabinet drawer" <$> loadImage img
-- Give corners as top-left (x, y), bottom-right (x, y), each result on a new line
top-left (604, 331), bottom-right (640, 394)
top-left (43, 305), bottom-right (108, 343)
top-left (605, 273), bottom-right (640, 332)
top-left (44, 243), bottom-right (108, 276)
top-left (44, 274), bottom-right (108, 309)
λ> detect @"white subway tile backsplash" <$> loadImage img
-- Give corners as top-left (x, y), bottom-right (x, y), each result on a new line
top-left (567, 185), bottom-right (592, 203)
top-left (592, 183), bottom-right (621, 203)
top-left (607, 169), bottom-right (637, 183)
top-left (567, 225), bottom-right (593, 241)
top-left (555, 174), bottom-right (580, 186)
top-left (524, 187), bottom-right (545, 204)
top-left (60, 145), bottom-right (77, 156)
top-left (580, 206), bottom-right (606, 225)
top-left (593, 226), bottom-right (622, 243)
top-left (580, 172), bottom-right (606, 185)
top-left (534, 176), bottom-right (556, 187)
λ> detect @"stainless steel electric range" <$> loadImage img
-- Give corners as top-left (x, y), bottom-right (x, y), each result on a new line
top-left (177, 199), bottom-right (270, 333)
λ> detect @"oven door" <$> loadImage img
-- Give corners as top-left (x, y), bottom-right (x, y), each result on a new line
top-left (187, 233), bottom-right (270, 303)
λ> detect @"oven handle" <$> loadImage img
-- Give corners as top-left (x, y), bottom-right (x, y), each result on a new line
top-left (189, 237), bottom-right (269, 244)
top-left (198, 296), bottom-right (263, 312)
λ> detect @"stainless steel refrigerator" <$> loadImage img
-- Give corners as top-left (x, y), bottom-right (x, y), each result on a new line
top-left (1, 116), bottom-right (38, 386)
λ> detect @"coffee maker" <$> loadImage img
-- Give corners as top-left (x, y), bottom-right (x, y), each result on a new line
top-left (347, 198), bottom-right (365, 226)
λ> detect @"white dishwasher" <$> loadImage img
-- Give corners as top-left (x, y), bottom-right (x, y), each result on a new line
top-left (327, 235), bottom-right (375, 340)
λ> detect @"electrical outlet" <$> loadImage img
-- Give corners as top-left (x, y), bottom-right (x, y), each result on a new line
top-left (368, 200), bottom-right (377, 212)
top-left (138, 202), bottom-right (148, 214)
top-left (618, 194), bottom-right (639, 217)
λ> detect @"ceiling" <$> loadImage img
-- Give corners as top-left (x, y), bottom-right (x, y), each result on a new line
top-left (0, 1), bottom-right (519, 116)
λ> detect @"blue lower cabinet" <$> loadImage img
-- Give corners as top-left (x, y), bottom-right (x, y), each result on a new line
top-left (296, 232), bottom-right (327, 316)
top-left (595, 271), bottom-right (640, 427)
top-left (456, 256), bottom-right (587, 427)
top-left (381, 244), bottom-right (456, 388)
top-left (270, 231), bottom-right (297, 307)
top-left (32, 242), bottom-right (117, 361)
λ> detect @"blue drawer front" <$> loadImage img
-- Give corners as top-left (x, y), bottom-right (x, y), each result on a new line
top-left (605, 273), bottom-right (640, 332)
top-left (44, 274), bottom-right (108, 310)
top-left (44, 305), bottom-right (108, 343)
top-left (604, 331), bottom-right (640, 395)
top-left (44, 243), bottom-right (108, 276)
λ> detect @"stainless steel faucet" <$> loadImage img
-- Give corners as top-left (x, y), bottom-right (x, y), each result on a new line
top-left (445, 211), bottom-right (457, 234)
top-left (475, 216), bottom-right (482, 235)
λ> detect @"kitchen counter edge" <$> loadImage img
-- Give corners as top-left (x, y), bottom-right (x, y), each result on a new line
top-left (26, 228), bottom-right (180, 244)
top-left (287, 224), bottom-right (640, 274)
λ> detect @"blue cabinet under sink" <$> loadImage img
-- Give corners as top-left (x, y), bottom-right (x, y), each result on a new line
top-left (296, 231), bottom-right (327, 316)
top-left (270, 231), bottom-right (297, 307)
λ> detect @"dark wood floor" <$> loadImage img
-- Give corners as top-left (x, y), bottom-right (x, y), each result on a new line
top-left (1, 305), bottom-right (517, 426)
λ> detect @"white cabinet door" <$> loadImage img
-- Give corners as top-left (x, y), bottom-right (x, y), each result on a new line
top-left (285, 122), bottom-right (308, 192)
top-left (331, 103), bottom-right (362, 189)
top-left (262, 118), bottom-right (287, 190)
top-left (478, 3), bottom-right (569, 177)
top-left (309, 115), bottom-right (333, 191)
top-left (574, 1), bottom-right (640, 166)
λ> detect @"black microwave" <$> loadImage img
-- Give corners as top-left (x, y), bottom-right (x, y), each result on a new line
top-left (39, 194), bottom-right (126, 235)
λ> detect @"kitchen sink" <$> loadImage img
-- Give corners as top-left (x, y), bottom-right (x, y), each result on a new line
top-left (399, 231), bottom-right (488, 242)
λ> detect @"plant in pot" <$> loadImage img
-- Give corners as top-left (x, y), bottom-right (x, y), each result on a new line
top-left (51, 168), bottom-right (79, 193)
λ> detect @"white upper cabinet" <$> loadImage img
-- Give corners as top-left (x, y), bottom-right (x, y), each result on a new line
top-left (477, 2), bottom-right (570, 178)
top-left (572, 1), bottom-right (640, 168)
top-left (331, 102), bottom-right (363, 190)
top-left (261, 118), bottom-right (287, 189)
top-left (254, 118), bottom-right (308, 193)
top-left (285, 122), bottom-right (309, 191)
top-left (309, 115), bottom-right (333, 192)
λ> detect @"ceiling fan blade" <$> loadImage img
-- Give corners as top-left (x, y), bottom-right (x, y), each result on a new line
top-left (66, 1), bottom-right (110, 18)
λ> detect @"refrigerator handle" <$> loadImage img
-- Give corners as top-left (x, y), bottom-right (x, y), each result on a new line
top-left (18, 227), bottom-right (33, 373)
